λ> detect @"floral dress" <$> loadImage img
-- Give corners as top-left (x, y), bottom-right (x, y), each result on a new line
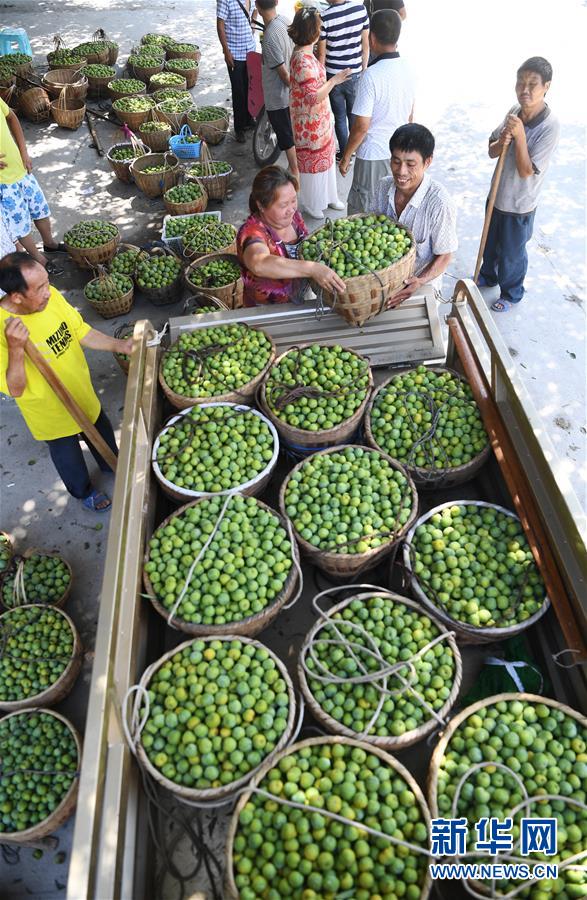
top-left (289, 51), bottom-right (335, 175)
top-left (237, 211), bottom-right (309, 307)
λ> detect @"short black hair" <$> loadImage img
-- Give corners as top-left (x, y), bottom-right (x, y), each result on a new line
top-left (389, 123), bottom-right (435, 161)
top-left (0, 252), bottom-right (39, 295)
top-left (255, 0), bottom-right (277, 9)
top-left (371, 8), bottom-right (402, 45)
top-left (517, 56), bottom-right (553, 84)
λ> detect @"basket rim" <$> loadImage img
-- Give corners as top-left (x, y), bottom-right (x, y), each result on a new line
top-left (143, 493), bottom-right (300, 633)
top-left (259, 342), bottom-right (374, 446)
top-left (151, 401), bottom-right (280, 500)
top-left (364, 365), bottom-right (492, 480)
top-left (402, 500), bottom-right (551, 639)
top-left (0, 603), bottom-right (82, 711)
top-left (184, 252), bottom-right (241, 292)
top-left (106, 141), bottom-right (151, 163)
top-left (0, 707), bottom-right (81, 841)
top-left (297, 589), bottom-right (463, 749)
top-left (278, 444), bottom-right (419, 565)
top-left (134, 634), bottom-right (297, 802)
top-left (225, 734), bottom-right (433, 900)
top-left (1, 549), bottom-right (72, 611)
top-left (129, 151), bottom-right (180, 175)
top-left (185, 161), bottom-right (233, 178)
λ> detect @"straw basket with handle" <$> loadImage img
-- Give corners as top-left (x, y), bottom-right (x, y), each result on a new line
top-left (165, 58), bottom-right (199, 89)
top-left (258, 342), bottom-right (374, 452)
top-left (279, 444), bottom-right (419, 580)
top-left (42, 67), bottom-right (88, 101)
top-left (126, 635), bottom-right (297, 805)
top-left (18, 87), bottom-right (51, 123)
top-left (83, 266), bottom-right (134, 319)
top-left (108, 78), bottom-right (147, 101)
top-left (0, 532), bottom-right (14, 576)
top-left (130, 151), bottom-right (181, 199)
top-left (138, 114), bottom-right (172, 151)
top-left (46, 36), bottom-right (87, 71)
top-left (187, 105), bottom-right (229, 145)
top-left (92, 28), bottom-right (119, 65)
top-left (298, 586), bottom-right (462, 751)
top-left (148, 72), bottom-right (187, 94)
top-left (134, 246), bottom-right (184, 306)
top-left (225, 735), bottom-right (433, 900)
top-left (106, 133), bottom-right (151, 184)
top-left (154, 97), bottom-right (194, 133)
top-left (184, 252), bottom-right (243, 309)
top-left (111, 94), bottom-right (156, 130)
top-left (0, 547), bottom-right (73, 611)
top-left (166, 42), bottom-right (201, 62)
top-left (163, 172), bottom-right (208, 215)
top-left (185, 144), bottom-right (233, 201)
top-left (181, 292), bottom-right (228, 315)
top-left (73, 40), bottom-right (109, 65)
top-left (128, 55), bottom-right (164, 82)
top-left (64, 220), bottom-right (120, 271)
top-left (82, 63), bottom-right (116, 98)
top-left (0, 74), bottom-right (16, 104)
top-left (50, 86), bottom-right (86, 130)
top-left (0, 604), bottom-right (83, 712)
top-left (183, 221), bottom-right (238, 263)
top-left (299, 213), bottom-right (417, 327)
top-left (364, 365), bottom-right (492, 489)
top-left (0, 708), bottom-right (82, 843)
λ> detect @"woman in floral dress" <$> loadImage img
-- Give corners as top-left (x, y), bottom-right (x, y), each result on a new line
top-left (288, 8), bottom-right (351, 219)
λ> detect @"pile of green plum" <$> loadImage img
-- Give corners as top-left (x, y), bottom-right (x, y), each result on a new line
top-left (140, 638), bottom-right (290, 790)
top-left (187, 160), bottom-right (231, 177)
top-left (109, 145), bottom-right (145, 161)
top-left (74, 40), bottom-right (110, 58)
top-left (110, 248), bottom-right (143, 276)
top-left (156, 96), bottom-right (193, 114)
top-left (64, 220), bottom-right (118, 249)
top-left (155, 404), bottom-right (275, 493)
top-left (0, 534), bottom-right (12, 574)
top-left (140, 120), bottom-right (171, 133)
top-left (435, 697), bottom-right (587, 897)
top-left (128, 53), bottom-right (163, 68)
top-left (112, 95), bottom-right (155, 113)
top-left (141, 163), bottom-right (175, 174)
top-left (264, 344), bottom-right (370, 432)
top-left (154, 88), bottom-right (192, 104)
top-left (165, 213), bottom-right (219, 238)
top-left (82, 63), bottom-right (115, 79)
top-left (369, 366), bottom-right (489, 470)
top-left (150, 71), bottom-right (185, 88)
top-left (84, 273), bottom-right (132, 304)
top-left (165, 183), bottom-right (204, 205)
top-left (187, 257), bottom-right (240, 290)
top-left (1, 554), bottom-right (71, 608)
top-left (168, 42), bottom-right (200, 56)
top-left (166, 58), bottom-right (198, 72)
top-left (232, 739), bottom-right (429, 900)
top-left (144, 494), bottom-right (293, 625)
top-left (107, 77), bottom-right (146, 95)
top-left (300, 215), bottom-right (412, 278)
top-left (302, 594), bottom-right (457, 739)
top-left (161, 323), bottom-right (273, 399)
top-left (189, 106), bottom-right (229, 122)
top-left (141, 33), bottom-right (176, 50)
top-left (410, 504), bottom-right (547, 628)
top-left (135, 254), bottom-right (182, 290)
top-left (0, 52), bottom-right (32, 71)
top-left (0, 711), bottom-right (78, 834)
top-left (0, 606), bottom-right (75, 703)
top-left (47, 48), bottom-right (86, 67)
top-left (184, 222), bottom-right (236, 256)
top-left (284, 447), bottom-right (414, 554)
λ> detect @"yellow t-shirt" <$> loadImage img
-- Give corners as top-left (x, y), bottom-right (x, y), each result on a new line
top-left (0, 286), bottom-right (101, 440)
top-left (0, 98), bottom-right (27, 186)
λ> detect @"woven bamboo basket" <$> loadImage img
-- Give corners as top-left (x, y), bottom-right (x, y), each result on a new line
top-left (0, 74), bottom-right (16, 104)
top-left (129, 152), bottom-right (181, 199)
top-left (166, 45), bottom-right (201, 62)
top-left (300, 214), bottom-right (417, 327)
top-left (50, 93), bottom-right (86, 130)
top-left (225, 735), bottom-right (433, 900)
top-left (0, 605), bottom-right (82, 712)
top-left (109, 242), bottom-right (147, 275)
top-left (259, 343), bottom-right (373, 451)
top-left (148, 73), bottom-right (187, 94)
top-left (108, 79), bottom-right (147, 101)
top-left (47, 55), bottom-right (87, 72)
top-left (138, 120), bottom-right (172, 151)
top-left (152, 402), bottom-right (280, 503)
top-left (10, 60), bottom-right (34, 79)
top-left (187, 109), bottom-right (229, 145)
top-left (84, 274), bottom-right (134, 319)
top-left (164, 60), bottom-right (198, 89)
top-left (298, 589), bottom-right (462, 750)
top-left (111, 100), bottom-right (156, 130)
top-left (132, 635), bottom-right (297, 803)
top-left (106, 45), bottom-right (119, 66)
top-left (365, 366), bottom-right (492, 489)
top-left (163, 182), bottom-right (208, 216)
top-left (84, 68), bottom-right (115, 98)
top-left (111, 321), bottom-right (137, 374)
top-left (135, 248), bottom-right (184, 306)
top-left (74, 44), bottom-right (109, 65)
top-left (185, 162), bottom-right (232, 201)
top-left (106, 141), bottom-right (151, 184)
top-left (184, 236), bottom-right (237, 263)
top-left (0, 548), bottom-right (73, 611)
top-left (0, 709), bottom-right (81, 843)
top-left (130, 60), bottom-right (164, 82)
top-left (184, 253), bottom-right (243, 309)
top-left (182, 293), bottom-right (228, 315)
top-left (18, 88), bottom-right (51, 123)
top-left (42, 68), bottom-right (88, 101)
top-left (154, 103), bottom-right (193, 133)
top-left (279, 445), bottom-right (419, 579)
top-left (0, 531), bottom-right (14, 573)
top-left (64, 228), bottom-right (120, 271)
top-left (159, 328), bottom-right (276, 411)
top-left (143, 498), bottom-right (299, 636)
top-left (403, 500), bottom-right (551, 644)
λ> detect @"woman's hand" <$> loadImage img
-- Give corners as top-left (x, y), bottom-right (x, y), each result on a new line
top-left (21, 151), bottom-right (33, 173)
top-left (311, 262), bottom-right (347, 293)
top-left (332, 68), bottom-right (352, 86)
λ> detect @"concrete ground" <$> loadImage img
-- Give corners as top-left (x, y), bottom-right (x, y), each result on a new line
top-left (0, 0), bottom-right (585, 896)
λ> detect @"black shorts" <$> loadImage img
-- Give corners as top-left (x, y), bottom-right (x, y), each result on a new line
top-left (266, 107), bottom-right (294, 152)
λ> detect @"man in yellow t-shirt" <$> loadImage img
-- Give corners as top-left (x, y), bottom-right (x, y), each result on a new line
top-left (0, 98), bottom-right (64, 273)
top-left (0, 254), bottom-right (134, 512)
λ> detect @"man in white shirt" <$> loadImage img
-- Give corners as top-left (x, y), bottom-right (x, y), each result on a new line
top-left (339, 9), bottom-right (414, 213)
top-left (371, 123), bottom-right (458, 307)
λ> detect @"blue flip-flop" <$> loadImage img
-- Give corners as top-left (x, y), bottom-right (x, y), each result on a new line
top-left (82, 489), bottom-right (111, 512)
top-left (491, 299), bottom-right (512, 313)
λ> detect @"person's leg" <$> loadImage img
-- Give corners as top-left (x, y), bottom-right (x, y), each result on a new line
top-left (267, 108), bottom-right (299, 178)
top-left (34, 216), bottom-right (61, 251)
top-left (228, 60), bottom-right (253, 135)
top-left (46, 434), bottom-right (93, 499)
top-left (15, 231), bottom-right (47, 266)
top-left (82, 409), bottom-right (119, 473)
top-left (497, 210), bottom-right (535, 303)
top-left (329, 83), bottom-right (349, 155)
top-left (479, 206), bottom-right (501, 286)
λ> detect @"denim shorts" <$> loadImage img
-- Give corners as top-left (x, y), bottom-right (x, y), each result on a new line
top-left (0, 172), bottom-right (51, 241)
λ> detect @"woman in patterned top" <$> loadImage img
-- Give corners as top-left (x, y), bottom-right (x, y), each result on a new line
top-left (287, 8), bottom-right (351, 219)
top-left (237, 166), bottom-right (346, 307)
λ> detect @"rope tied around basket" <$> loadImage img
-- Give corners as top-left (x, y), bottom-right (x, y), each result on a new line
top-left (0, 604), bottom-right (81, 667)
top-left (267, 344), bottom-right (370, 412)
top-left (163, 330), bottom-right (261, 402)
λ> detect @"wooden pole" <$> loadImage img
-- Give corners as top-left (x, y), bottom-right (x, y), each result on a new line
top-left (85, 111), bottom-right (105, 156)
top-left (447, 316), bottom-right (587, 660)
top-left (24, 339), bottom-right (118, 472)
top-left (473, 144), bottom-right (508, 283)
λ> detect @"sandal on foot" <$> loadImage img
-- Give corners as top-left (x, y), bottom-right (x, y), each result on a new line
top-left (491, 299), bottom-right (512, 313)
top-left (43, 242), bottom-right (67, 253)
top-left (82, 489), bottom-right (111, 512)
top-left (45, 260), bottom-right (64, 276)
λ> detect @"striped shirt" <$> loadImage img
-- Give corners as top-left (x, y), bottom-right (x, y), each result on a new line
top-left (319, 1), bottom-right (370, 75)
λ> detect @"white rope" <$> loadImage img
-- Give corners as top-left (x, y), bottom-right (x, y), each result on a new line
top-left (147, 322), bottom-right (169, 347)
top-left (11, 558), bottom-right (27, 607)
top-left (485, 656), bottom-right (544, 693)
top-left (281, 518), bottom-right (304, 611)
